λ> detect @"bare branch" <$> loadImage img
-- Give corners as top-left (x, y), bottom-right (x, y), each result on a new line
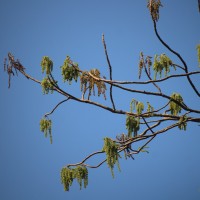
top-left (172, 63), bottom-right (185, 70)
top-left (144, 65), bottom-right (162, 93)
top-left (110, 83), bottom-right (200, 114)
top-left (141, 120), bottom-right (161, 136)
top-left (44, 98), bottom-right (70, 118)
top-left (142, 101), bottom-right (170, 117)
top-left (102, 34), bottom-right (116, 110)
top-left (67, 150), bottom-right (105, 168)
top-left (129, 135), bottom-right (156, 156)
top-left (87, 70), bottom-right (200, 85)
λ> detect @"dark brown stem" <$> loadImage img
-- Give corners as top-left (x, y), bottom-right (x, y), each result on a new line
top-left (129, 135), bottom-right (156, 156)
top-left (88, 71), bottom-right (200, 85)
top-left (141, 121), bottom-right (161, 136)
top-left (153, 20), bottom-right (200, 97)
top-left (142, 117), bottom-right (155, 134)
top-left (67, 150), bottom-right (105, 168)
top-left (102, 34), bottom-right (116, 110)
top-left (44, 98), bottom-right (70, 118)
top-left (111, 83), bottom-right (200, 114)
top-left (144, 65), bottom-right (161, 93)
top-left (142, 101), bottom-right (170, 117)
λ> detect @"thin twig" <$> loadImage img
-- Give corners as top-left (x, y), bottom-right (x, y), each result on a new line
top-left (144, 65), bottom-right (162, 93)
top-left (19, 70), bottom-right (41, 84)
top-left (44, 98), bottom-right (70, 118)
top-left (67, 150), bottom-right (105, 168)
top-left (142, 101), bottom-right (170, 117)
top-left (147, 122), bottom-right (179, 138)
top-left (82, 160), bottom-right (107, 168)
top-left (129, 135), bottom-right (156, 156)
top-left (172, 63), bottom-right (185, 70)
top-left (141, 120), bottom-right (161, 136)
top-left (198, 0), bottom-right (200, 12)
top-left (142, 116), bottom-right (155, 134)
top-left (102, 34), bottom-right (116, 110)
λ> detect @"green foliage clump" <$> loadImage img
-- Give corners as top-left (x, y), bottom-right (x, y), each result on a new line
top-left (197, 44), bottom-right (200, 67)
top-left (41, 77), bottom-right (54, 94)
top-left (40, 56), bottom-right (53, 75)
top-left (102, 137), bottom-right (120, 178)
top-left (40, 118), bottom-right (52, 144)
top-left (80, 69), bottom-right (106, 100)
top-left (169, 93), bottom-right (183, 115)
top-left (127, 99), bottom-right (143, 137)
top-left (75, 166), bottom-right (88, 190)
top-left (60, 166), bottom-right (88, 191)
top-left (178, 116), bottom-right (187, 131)
top-left (60, 167), bottom-right (74, 191)
top-left (126, 115), bottom-right (140, 138)
top-left (60, 56), bottom-right (80, 84)
top-left (153, 54), bottom-right (174, 79)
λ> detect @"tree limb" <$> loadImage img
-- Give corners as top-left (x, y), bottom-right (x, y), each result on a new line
top-left (102, 34), bottom-right (116, 110)
top-left (152, 20), bottom-right (200, 97)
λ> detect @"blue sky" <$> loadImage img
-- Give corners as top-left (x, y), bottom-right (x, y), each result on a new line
top-left (0, 0), bottom-right (200, 199)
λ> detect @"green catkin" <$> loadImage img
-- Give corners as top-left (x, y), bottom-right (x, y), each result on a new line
top-left (60, 168), bottom-right (74, 191)
top-left (169, 93), bottom-right (183, 115)
top-left (126, 115), bottom-right (140, 138)
top-left (60, 56), bottom-right (80, 84)
top-left (178, 116), bottom-right (187, 131)
top-left (60, 166), bottom-right (88, 191)
top-left (41, 77), bottom-right (54, 94)
top-left (127, 99), bottom-right (143, 137)
top-left (102, 138), bottom-right (120, 178)
top-left (40, 56), bottom-right (53, 75)
top-left (153, 54), bottom-right (174, 79)
top-left (40, 118), bottom-right (52, 144)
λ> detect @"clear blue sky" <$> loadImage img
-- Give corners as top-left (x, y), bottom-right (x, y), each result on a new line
top-left (0, 0), bottom-right (200, 199)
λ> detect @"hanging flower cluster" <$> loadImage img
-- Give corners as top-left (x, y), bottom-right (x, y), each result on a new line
top-left (60, 166), bottom-right (88, 191)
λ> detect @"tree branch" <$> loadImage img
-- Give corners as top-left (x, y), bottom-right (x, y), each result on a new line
top-left (153, 20), bottom-right (200, 97)
top-left (67, 150), bottom-right (105, 168)
top-left (86, 68), bottom-right (200, 86)
top-left (144, 65), bottom-right (161, 93)
top-left (44, 98), bottom-right (70, 118)
top-left (102, 34), bottom-right (116, 110)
